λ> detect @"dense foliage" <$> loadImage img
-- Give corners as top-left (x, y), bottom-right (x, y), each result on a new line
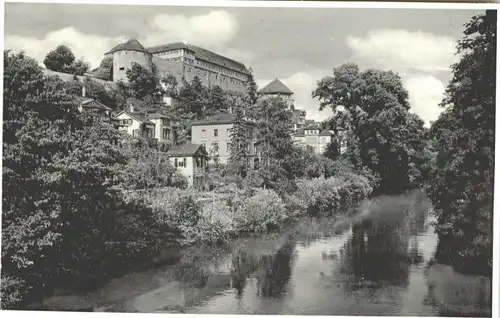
top-left (43, 45), bottom-right (89, 75)
top-left (426, 11), bottom-right (496, 276)
top-left (1, 51), bottom-right (182, 309)
top-left (313, 64), bottom-right (430, 195)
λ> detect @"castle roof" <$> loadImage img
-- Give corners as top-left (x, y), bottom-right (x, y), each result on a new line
top-left (259, 79), bottom-right (293, 95)
top-left (167, 144), bottom-right (208, 157)
top-left (106, 38), bottom-right (149, 54)
top-left (147, 42), bottom-right (250, 75)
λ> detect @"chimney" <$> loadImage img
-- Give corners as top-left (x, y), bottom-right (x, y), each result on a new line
top-left (127, 100), bottom-right (134, 113)
top-left (82, 86), bottom-right (86, 98)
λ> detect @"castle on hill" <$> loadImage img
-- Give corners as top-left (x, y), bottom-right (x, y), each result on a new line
top-left (89, 38), bottom-right (251, 95)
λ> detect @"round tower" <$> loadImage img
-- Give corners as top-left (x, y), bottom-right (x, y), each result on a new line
top-left (105, 38), bottom-right (152, 83)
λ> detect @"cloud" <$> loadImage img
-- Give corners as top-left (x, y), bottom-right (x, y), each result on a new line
top-left (5, 27), bottom-right (126, 69)
top-left (346, 29), bottom-right (458, 74)
top-left (257, 70), bottom-right (333, 122)
top-left (404, 74), bottom-right (446, 126)
top-left (145, 10), bottom-right (238, 49)
top-left (4, 10), bottom-right (251, 69)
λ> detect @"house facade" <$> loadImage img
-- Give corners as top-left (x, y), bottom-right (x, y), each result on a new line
top-left (293, 124), bottom-right (334, 155)
top-left (167, 144), bottom-right (209, 189)
top-left (190, 114), bottom-right (257, 165)
top-left (114, 103), bottom-right (176, 145)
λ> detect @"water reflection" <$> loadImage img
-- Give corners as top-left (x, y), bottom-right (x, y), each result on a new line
top-left (37, 191), bottom-right (492, 316)
top-left (230, 238), bottom-right (296, 299)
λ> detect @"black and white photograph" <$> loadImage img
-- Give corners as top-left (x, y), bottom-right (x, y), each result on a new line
top-left (1, 0), bottom-right (497, 316)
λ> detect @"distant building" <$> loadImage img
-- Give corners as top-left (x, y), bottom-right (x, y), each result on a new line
top-left (291, 108), bottom-right (307, 132)
top-left (77, 87), bottom-right (113, 123)
top-left (167, 144), bottom-right (209, 189)
top-left (258, 78), bottom-right (294, 108)
top-left (90, 39), bottom-right (251, 97)
top-left (293, 123), bottom-right (334, 155)
top-left (190, 113), bottom-right (258, 165)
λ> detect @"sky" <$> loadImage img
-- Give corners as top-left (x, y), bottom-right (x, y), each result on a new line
top-left (4, 2), bottom-right (483, 124)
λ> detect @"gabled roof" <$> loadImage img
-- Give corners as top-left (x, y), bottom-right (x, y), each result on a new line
top-left (147, 42), bottom-right (250, 75)
top-left (259, 79), bottom-right (293, 95)
top-left (106, 38), bottom-right (149, 55)
top-left (116, 111), bottom-right (154, 124)
top-left (80, 98), bottom-right (112, 111)
top-left (167, 144), bottom-right (208, 157)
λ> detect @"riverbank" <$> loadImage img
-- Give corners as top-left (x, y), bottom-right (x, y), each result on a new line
top-left (32, 191), bottom-right (491, 316)
top-left (24, 175), bottom-right (372, 310)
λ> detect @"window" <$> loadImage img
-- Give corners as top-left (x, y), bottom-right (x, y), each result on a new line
top-left (119, 67), bottom-right (125, 71)
top-left (163, 128), bottom-right (171, 140)
top-left (227, 128), bottom-right (232, 136)
top-left (214, 129), bottom-right (218, 137)
top-left (201, 129), bottom-right (206, 138)
top-left (227, 143), bottom-right (230, 152)
top-left (174, 158), bottom-right (178, 167)
top-left (162, 118), bottom-right (170, 126)
top-left (132, 129), bottom-right (139, 137)
top-left (212, 142), bottom-right (219, 152)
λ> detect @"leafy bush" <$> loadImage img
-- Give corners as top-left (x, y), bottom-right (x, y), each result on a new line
top-left (0, 274), bottom-right (28, 309)
top-left (189, 201), bottom-right (236, 245)
top-left (293, 175), bottom-right (373, 217)
top-left (234, 189), bottom-right (288, 232)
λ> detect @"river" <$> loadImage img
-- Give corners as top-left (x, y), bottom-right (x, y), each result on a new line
top-left (38, 191), bottom-right (492, 316)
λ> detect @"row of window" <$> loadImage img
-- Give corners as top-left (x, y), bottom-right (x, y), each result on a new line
top-left (185, 67), bottom-right (244, 86)
top-left (174, 157), bottom-right (206, 168)
top-left (201, 128), bottom-right (232, 138)
top-left (201, 142), bottom-right (251, 153)
top-left (174, 158), bottom-right (187, 168)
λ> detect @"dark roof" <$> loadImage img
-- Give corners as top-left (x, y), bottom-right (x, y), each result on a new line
top-left (258, 79), bottom-right (293, 95)
top-left (106, 38), bottom-right (149, 54)
top-left (80, 98), bottom-right (112, 111)
top-left (191, 113), bottom-right (235, 126)
top-left (167, 144), bottom-right (208, 157)
top-left (116, 111), bottom-right (154, 124)
top-left (147, 42), bottom-right (250, 75)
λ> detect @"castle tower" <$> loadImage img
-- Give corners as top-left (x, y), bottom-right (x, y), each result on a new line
top-left (105, 38), bottom-right (152, 83)
top-left (258, 78), bottom-right (295, 108)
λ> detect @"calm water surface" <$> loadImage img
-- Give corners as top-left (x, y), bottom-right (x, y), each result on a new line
top-left (40, 192), bottom-right (492, 316)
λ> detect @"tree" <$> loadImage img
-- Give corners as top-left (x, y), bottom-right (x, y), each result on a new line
top-left (43, 45), bottom-right (75, 72)
top-left (312, 63), bottom-right (429, 194)
top-left (43, 45), bottom-right (89, 75)
top-left (426, 11), bottom-right (496, 276)
top-left (176, 76), bottom-right (208, 118)
top-left (254, 97), bottom-right (294, 166)
top-left (126, 63), bottom-right (162, 100)
top-left (207, 85), bottom-right (227, 115)
top-left (2, 51), bottom-right (180, 308)
top-left (246, 69), bottom-right (259, 106)
top-left (229, 97), bottom-right (250, 178)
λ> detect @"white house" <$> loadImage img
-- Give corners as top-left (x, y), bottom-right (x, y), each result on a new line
top-left (115, 111), bottom-right (156, 139)
top-left (293, 124), bottom-right (334, 155)
top-left (114, 103), bottom-right (175, 144)
top-left (167, 144), bottom-right (209, 189)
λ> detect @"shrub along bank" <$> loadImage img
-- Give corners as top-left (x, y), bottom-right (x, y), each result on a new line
top-left (124, 172), bottom-right (373, 247)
